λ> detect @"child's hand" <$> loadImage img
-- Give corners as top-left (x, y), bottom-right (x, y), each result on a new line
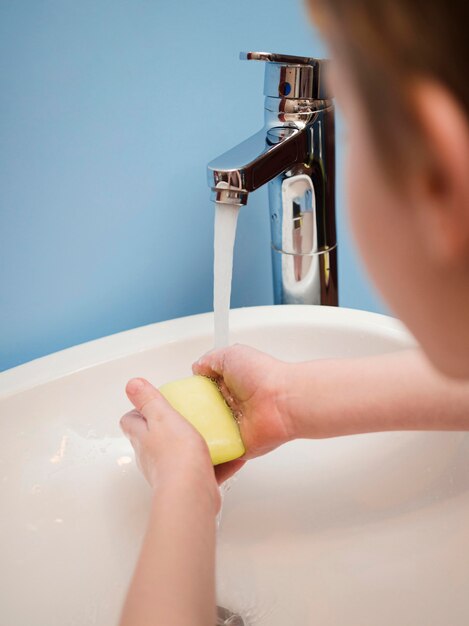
top-left (120, 377), bottom-right (233, 511)
top-left (193, 345), bottom-right (294, 460)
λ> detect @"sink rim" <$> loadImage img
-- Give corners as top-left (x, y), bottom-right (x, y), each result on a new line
top-left (0, 304), bottom-right (412, 399)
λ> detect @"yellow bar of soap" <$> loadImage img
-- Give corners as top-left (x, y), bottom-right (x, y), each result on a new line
top-left (159, 375), bottom-right (245, 466)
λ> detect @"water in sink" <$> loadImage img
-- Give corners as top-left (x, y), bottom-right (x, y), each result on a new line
top-left (213, 201), bottom-right (240, 348)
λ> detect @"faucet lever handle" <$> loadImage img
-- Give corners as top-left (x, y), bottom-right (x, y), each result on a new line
top-left (240, 51), bottom-right (321, 66)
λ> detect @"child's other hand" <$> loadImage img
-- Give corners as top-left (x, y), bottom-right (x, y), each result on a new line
top-left (193, 345), bottom-right (294, 460)
top-left (120, 378), bottom-right (238, 511)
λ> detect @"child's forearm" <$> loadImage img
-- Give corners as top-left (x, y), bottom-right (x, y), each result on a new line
top-left (284, 349), bottom-right (469, 439)
top-left (119, 475), bottom-right (218, 626)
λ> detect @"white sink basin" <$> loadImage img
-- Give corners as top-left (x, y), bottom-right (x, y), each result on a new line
top-left (1, 305), bottom-right (468, 626)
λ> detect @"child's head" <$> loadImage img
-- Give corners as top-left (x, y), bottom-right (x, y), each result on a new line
top-left (309, 1), bottom-right (469, 378)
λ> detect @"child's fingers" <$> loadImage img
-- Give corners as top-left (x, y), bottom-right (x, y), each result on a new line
top-left (193, 353), bottom-right (241, 416)
top-left (214, 459), bottom-right (246, 484)
top-left (126, 378), bottom-right (175, 424)
top-left (192, 348), bottom-right (228, 378)
top-left (120, 409), bottom-right (148, 440)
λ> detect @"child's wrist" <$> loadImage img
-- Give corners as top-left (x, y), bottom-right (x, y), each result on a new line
top-left (152, 463), bottom-right (221, 515)
top-left (275, 361), bottom-right (301, 442)
top-left (278, 360), bottom-right (330, 440)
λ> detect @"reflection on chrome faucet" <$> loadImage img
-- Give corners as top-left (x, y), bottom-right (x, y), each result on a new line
top-left (207, 51), bottom-right (338, 306)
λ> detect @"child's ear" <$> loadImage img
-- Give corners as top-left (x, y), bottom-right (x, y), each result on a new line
top-left (411, 81), bottom-right (469, 267)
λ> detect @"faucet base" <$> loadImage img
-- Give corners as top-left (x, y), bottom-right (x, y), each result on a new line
top-left (271, 246), bottom-right (338, 306)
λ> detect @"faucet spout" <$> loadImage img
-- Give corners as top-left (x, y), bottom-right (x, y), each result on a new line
top-left (207, 126), bottom-right (308, 206)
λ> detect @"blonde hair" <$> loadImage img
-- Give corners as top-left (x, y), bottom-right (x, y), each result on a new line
top-left (310, 0), bottom-right (469, 169)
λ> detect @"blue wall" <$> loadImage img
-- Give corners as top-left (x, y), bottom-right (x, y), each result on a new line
top-left (0, 0), bottom-right (385, 372)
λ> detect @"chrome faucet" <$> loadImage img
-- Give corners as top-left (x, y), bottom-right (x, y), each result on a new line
top-left (207, 52), bottom-right (338, 306)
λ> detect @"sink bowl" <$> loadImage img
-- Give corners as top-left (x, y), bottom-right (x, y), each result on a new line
top-left (1, 305), bottom-right (468, 626)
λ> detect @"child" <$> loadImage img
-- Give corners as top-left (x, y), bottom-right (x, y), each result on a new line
top-left (119, 1), bottom-right (469, 624)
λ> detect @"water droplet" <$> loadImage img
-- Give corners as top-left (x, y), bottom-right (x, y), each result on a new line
top-left (54, 517), bottom-right (64, 524)
top-left (31, 484), bottom-right (41, 494)
top-left (50, 435), bottom-right (69, 464)
top-left (117, 456), bottom-right (132, 467)
top-left (221, 474), bottom-right (239, 494)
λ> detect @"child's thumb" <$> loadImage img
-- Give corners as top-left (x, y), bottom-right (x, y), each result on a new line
top-left (126, 378), bottom-right (175, 424)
